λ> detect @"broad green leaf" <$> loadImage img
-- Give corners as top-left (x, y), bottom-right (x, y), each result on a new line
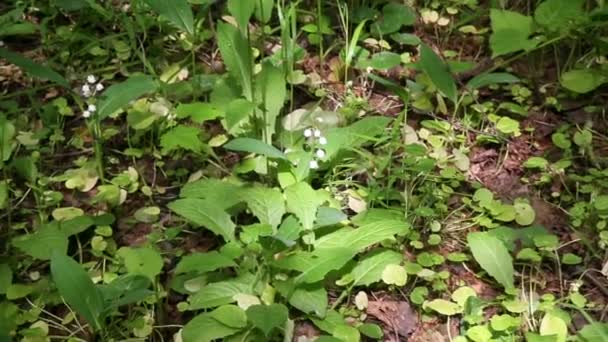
top-left (466, 72), bottom-right (520, 90)
top-left (578, 323), bottom-right (608, 342)
top-left (525, 333), bottom-right (559, 341)
top-left (176, 102), bottom-right (223, 123)
top-left (367, 52), bottom-right (401, 70)
top-left (256, 62), bottom-right (286, 142)
top-left (359, 323), bottom-right (383, 339)
top-left (51, 253), bottom-right (104, 331)
top-left (467, 232), bottom-right (514, 289)
top-left (169, 198), bottom-right (236, 241)
top-left (560, 69), bottom-right (608, 94)
top-left (0, 302), bottom-right (18, 338)
top-left (350, 249), bottom-right (403, 286)
top-left (423, 299), bottom-right (462, 316)
top-left (182, 310), bottom-right (243, 342)
top-left (228, 0), bottom-right (255, 33)
top-left (188, 274), bottom-right (255, 310)
top-left (12, 224), bottom-right (68, 260)
top-left (0, 181), bottom-right (7, 209)
top-left (0, 117), bottom-right (16, 162)
top-left (419, 44), bottom-right (457, 103)
top-left (489, 9), bottom-right (538, 57)
top-left (60, 215), bottom-right (95, 236)
top-left (315, 207), bottom-right (347, 228)
top-left (0, 264), bottom-right (12, 295)
top-left (143, 0), bottom-right (194, 35)
top-left (381, 264), bottom-right (408, 286)
top-left (315, 220), bottom-right (409, 251)
top-left (243, 186), bottom-right (286, 228)
top-left (294, 248), bottom-right (357, 284)
top-left (223, 137), bottom-right (287, 160)
top-left (371, 3), bottom-right (416, 35)
top-left (324, 116), bottom-right (391, 158)
top-left (224, 98), bottom-right (256, 135)
top-left (175, 251), bottom-right (236, 275)
top-left (117, 247), bottom-right (163, 280)
top-left (280, 283), bottom-right (327, 317)
top-left (467, 325), bottom-right (493, 342)
top-left (211, 305), bottom-right (248, 329)
top-left (246, 304), bottom-right (289, 336)
top-left (514, 200), bottom-right (535, 226)
top-left (540, 313), bottom-right (567, 342)
top-left (254, 0), bottom-right (273, 23)
top-left (0, 48), bottom-right (68, 87)
top-left (534, 0), bottom-right (585, 31)
top-left (160, 125), bottom-right (205, 154)
top-left (99, 275), bottom-right (154, 309)
top-left (217, 22), bottom-right (253, 99)
top-left (285, 182), bottom-right (324, 230)
top-left (333, 325), bottom-right (361, 342)
top-left (97, 75), bottom-right (158, 119)
top-left (180, 178), bottom-right (243, 209)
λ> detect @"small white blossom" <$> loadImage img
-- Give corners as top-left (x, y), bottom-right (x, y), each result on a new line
top-left (315, 117), bottom-right (324, 123)
top-left (83, 110), bottom-right (91, 118)
top-left (303, 128), bottom-right (313, 137)
top-left (313, 129), bottom-right (321, 137)
top-left (318, 136), bottom-right (328, 145)
top-left (366, 66), bottom-right (373, 73)
top-left (87, 104), bottom-right (97, 112)
top-left (315, 149), bottom-right (326, 158)
top-left (346, 80), bottom-right (353, 88)
top-left (87, 75), bottom-right (97, 84)
top-left (0, 41), bottom-right (4, 47)
top-left (82, 84), bottom-right (90, 92)
top-left (95, 83), bottom-right (104, 91)
top-left (309, 160), bottom-right (319, 169)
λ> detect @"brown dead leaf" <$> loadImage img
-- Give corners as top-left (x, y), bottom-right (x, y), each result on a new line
top-left (367, 300), bottom-right (418, 339)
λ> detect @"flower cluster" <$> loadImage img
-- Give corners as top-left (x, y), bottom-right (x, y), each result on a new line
top-left (0, 40), bottom-right (4, 47)
top-left (81, 74), bottom-right (104, 98)
top-left (83, 104), bottom-right (96, 118)
top-left (303, 127), bottom-right (327, 169)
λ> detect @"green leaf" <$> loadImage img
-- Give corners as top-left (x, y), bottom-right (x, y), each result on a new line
top-left (315, 220), bottom-right (409, 251)
top-left (188, 275), bottom-right (255, 310)
top-left (280, 283), bottom-right (327, 317)
top-left (217, 22), bottom-right (253, 99)
top-left (254, 0), bottom-right (273, 23)
top-left (211, 305), bottom-right (248, 329)
top-left (467, 232), bottom-right (514, 289)
top-left (514, 200), bottom-right (536, 226)
top-left (182, 310), bottom-right (243, 342)
top-left (466, 72), bottom-right (520, 90)
top-left (0, 48), bottom-right (68, 87)
top-left (467, 325), bottom-right (493, 342)
top-left (534, 0), bottom-right (585, 31)
top-left (246, 304), bottom-right (289, 336)
top-left (419, 44), bottom-right (457, 103)
top-left (228, 0), bottom-right (255, 33)
top-left (489, 9), bottom-right (538, 58)
top-left (180, 178), bottom-right (243, 209)
top-left (0, 264), bottom-right (12, 295)
top-left (333, 325), bottom-right (361, 342)
top-left (175, 251), bottom-right (237, 275)
top-left (12, 223), bottom-right (68, 260)
top-left (359, 323), bottom-right (383, 339)
top-left (423, 299), bottom-right (462, 316)
top-left (256, 62), bottom-right (286, 142)
top-left (560, 69), bottom-right (608, 94)
top-left (371, 3), bottom-right (416, 35)
top-left (293, 248), bottom-right (357, 284)
top-left (0, 182), bottom-right (7, 210)
top-left (381, 264), bottom-right (408, 286)
top-left (285, 182), bottom-right (325, 231)
top-left (160, 125), bottom-right (205, 154)
top-left (99, 275), bottom-right (154, 309)
top-left (324, 116), bottom-right (391, 158)
top-left (367, 52), bottom-right (401, 70)
top-left (243, 186), bottom-right (286, 228)
top-left (51, 253), bottom-right (104, 331)
top-left (350, 249), bottom-right (403, 286)
top-left (117, 247), bottom-right (163, 280)
top-left (143, 0), bottom-right (194, 35)
top-left (169, 198), bottom-right (236, 241)
top-left (97, 75), bottom-right (158, 119)
top-left (578, 323), bottom-right (608, 342)
top-left (176, 102), bottom-right (223, 123)
top-left (0, 115), bottom-right (16, 163)
top-left (540, 312), bottom-right (567, 342)
top-left (223, 137), bottom-right (287, 160)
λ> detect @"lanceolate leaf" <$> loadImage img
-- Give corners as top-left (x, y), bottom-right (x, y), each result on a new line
top-left (168, 198), bottom-right (236, 241)
top-left (182, 310), bottom-right (244, 342)
top-left (175, 251), bottom-right (237, 275)
top-left (295, 248), bottom-right (357, 284)
top-left (51, 253), bottom-right (105, 331)
top-left (256, 62), bottom-right (286, 143)
top-left (143, 0), bottom-right (195, 35)
top-left (350, 249), bottom-right (403, 286)
top-left (0, 48), bottom-right (68, 87)
top-left (419, 44), bottom-right (457, 103)
top-left (314, 220), bottom-right (410, 251)
top-left (12, 223), bottom-right (68, 260)
top-left (466, 72), bottom-right (520, 90)
top-left (467, 232), bottom-right (514, 289)
top-left (188, 274), bottom-right (256, 310)
top-left (97, 75), bottom-right (158, 119)
top-left (228, 0), bottom-right (255, 34)
top-left (217, 22), bottom-right (253, 99)
top-left (223, 137), bottom-right (287, 160)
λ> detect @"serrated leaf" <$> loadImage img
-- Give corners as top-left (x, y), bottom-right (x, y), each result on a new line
top-left (489, 9), bottom-right (538, 57)
top-left (217, 22), bottom-right (253, 99)
top-left (160, 125), bottom-right (205, 154)
top-left (294, 248), bottom-right (357, 284)
top-left (419, 44), bottom-right (457, 103)
top-left (188, 274), bottom-right (255, 310)
top-left (243, 186), bottom-right (286, 228)
top-left (169, 198), bottom-right (236, 241)
top-left (143, 0), bottom-right (194, 35)
top-left (175, 251), bottom-right (237, 275)
top-left (534, 0), bottom-right (585, 31)
top-left (246, 304), bottom-right (289, 336)
top-left (51, 253), bottom-right (104, 331)
top-left (315, 220), bottom-right (409, 251)
top-left (278, 282), bottom-right (328, 317)
top-left (350, 249), bottom-right (403, 286)
top-left (324, 116), bottom-right (391, 158)
top-left (0, 48), bottom-right (68, 87)
top-left (224, 137), bottom-right (287, 160)
top-left (466, 72), bottom-right (520, 90)
top-left (180, 178), bottom-right (243, 209)
top-left (97, 75), bottom-right (158, 119)
top-left (284, 182), bottom-right (324, 231)
top-left (467, 232), bottom-right (514, 289)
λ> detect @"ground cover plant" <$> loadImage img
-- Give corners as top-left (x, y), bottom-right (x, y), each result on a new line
top-left (1, 0), bottom-right (608, 341)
